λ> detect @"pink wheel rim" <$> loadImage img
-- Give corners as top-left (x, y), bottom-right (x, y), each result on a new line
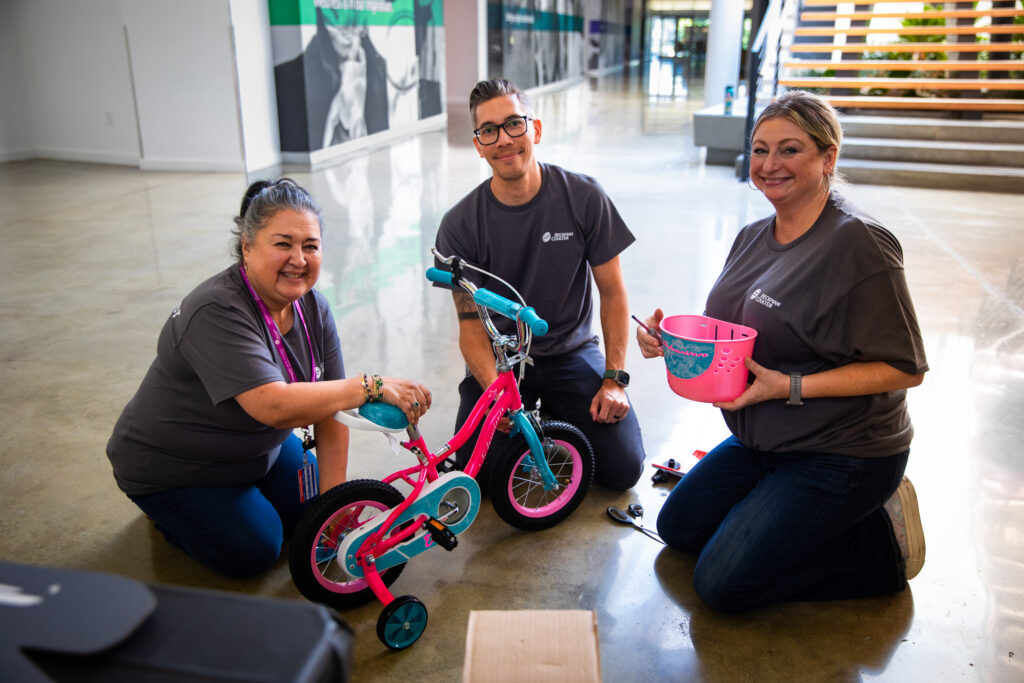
top-left (311, 499), bottom-right (387, 593)
top-left (505, 439), bottom-right (582, 518)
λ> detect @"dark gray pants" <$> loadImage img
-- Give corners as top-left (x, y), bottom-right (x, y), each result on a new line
top-left (454, 340), bottom-right (646, 492)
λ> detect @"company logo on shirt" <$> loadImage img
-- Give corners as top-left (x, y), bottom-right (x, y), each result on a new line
top-left (542, 231), bottom-right (574, 243)
top-left (171, 305), bottom-right (181, 318)
top-left (750, 288), bottom-right (782, 309)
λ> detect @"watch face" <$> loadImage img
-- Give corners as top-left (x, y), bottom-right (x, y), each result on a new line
top-left (605, 370), bottom-right (629, 386)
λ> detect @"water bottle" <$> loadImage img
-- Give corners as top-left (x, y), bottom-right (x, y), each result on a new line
top-left (724, 85), bottom-right (735, 115)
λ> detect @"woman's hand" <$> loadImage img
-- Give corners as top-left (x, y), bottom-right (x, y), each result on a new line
top-left (637, 308), bottom-right (665, 358)
top-left (380, 377), bottom-right (432, 425)
top-left (713, 357), bottom-right (788, 411)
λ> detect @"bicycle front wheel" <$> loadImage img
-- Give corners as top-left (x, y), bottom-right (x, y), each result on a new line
top-left (490, 420), bottom-right (594, 531)
top-left (289, 479), bottom-right (406, 610)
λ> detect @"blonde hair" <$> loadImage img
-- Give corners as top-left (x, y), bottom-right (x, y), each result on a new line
top-left (753, 90), bottom-right (844, 184)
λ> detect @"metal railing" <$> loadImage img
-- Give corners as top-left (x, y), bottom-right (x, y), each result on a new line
top-left (740, 0), bottom-right (803, 180)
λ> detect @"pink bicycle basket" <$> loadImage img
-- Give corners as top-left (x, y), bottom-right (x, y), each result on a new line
top-left (660, 315), bottom-right (758, 403)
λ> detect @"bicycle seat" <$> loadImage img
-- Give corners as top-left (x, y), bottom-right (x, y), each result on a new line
top-left (334, 403), bottom-right (409, 433)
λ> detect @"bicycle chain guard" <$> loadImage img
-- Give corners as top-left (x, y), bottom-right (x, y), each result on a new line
top-left (336, 472), bottom-right (481, 578)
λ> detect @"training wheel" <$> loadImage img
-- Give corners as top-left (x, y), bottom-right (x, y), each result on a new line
top-left (377, 595), bottom-right (428, 650)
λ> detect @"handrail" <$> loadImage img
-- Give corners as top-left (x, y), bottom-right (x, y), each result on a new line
top-left (741, 0), bottom-right (803, 180)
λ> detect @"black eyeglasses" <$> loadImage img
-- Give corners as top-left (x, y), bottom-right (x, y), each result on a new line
top-left (473, 116), bottom-right (531, 145)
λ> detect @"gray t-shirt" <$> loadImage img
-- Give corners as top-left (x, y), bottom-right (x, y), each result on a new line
top-left (106, 265), bottom-right (345, 495)
top-left (434, 163), bottom-right (635, 357)
top-left (705, 193), bottom-right (928, 457)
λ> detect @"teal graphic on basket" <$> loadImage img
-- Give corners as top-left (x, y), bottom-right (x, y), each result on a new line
top-left (660, 315), bottom-right (758, 403)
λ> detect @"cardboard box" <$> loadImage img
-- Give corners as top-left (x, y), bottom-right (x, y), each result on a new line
top-left (462, 610), bottom-right (601, 682)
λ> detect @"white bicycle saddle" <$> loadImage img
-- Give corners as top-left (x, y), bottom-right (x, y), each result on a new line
top-left (334, 403), bottom-right (409, 434)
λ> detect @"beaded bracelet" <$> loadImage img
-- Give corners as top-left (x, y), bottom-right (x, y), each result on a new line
top-left (360, 373), bottom-right (384, 403)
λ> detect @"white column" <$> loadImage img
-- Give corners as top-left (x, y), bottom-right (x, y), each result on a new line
top-left (445, 0), bottom-right (487, 113)
top-left (704, 0), bottom-right (745, 108)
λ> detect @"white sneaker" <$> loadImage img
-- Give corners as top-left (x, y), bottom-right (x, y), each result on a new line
top-left (883, 476), bottom-right (926, 580)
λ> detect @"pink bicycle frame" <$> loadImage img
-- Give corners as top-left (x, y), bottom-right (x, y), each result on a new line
top-left (351, 366), bottom-right (523, 606)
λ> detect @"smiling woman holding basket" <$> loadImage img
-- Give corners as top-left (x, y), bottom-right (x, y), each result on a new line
top-left (637, 91), bottom-right (929, 611)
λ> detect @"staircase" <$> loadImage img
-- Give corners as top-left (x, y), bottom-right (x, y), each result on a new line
top-left (775, 0), bottom-right (1024, 192)
top-left (839, 114), bottom-right (1024, 192)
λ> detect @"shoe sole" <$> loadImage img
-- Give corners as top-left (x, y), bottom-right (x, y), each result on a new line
top-left (896, 477), bottom-right (926, 580)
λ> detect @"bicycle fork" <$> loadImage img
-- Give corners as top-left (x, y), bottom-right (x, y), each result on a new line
top-left (509, 410), bottom-right (559, 490)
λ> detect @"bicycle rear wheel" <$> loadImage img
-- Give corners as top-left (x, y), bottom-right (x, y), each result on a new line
top-left (490, 421), bottom-right (594, 531)
top-left (289, 479), bottom-right (406, 610)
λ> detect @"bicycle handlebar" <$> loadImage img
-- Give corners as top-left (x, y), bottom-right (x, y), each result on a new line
top-left (425, 267), bottom-right (548, 336)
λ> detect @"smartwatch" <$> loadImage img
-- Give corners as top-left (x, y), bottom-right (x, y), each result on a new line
top-left (603, 369), bottom-right (630, 388)
top-left (787, 372), bottom-right (803, 406)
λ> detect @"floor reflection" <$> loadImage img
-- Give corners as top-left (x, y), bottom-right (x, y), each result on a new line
top-left (1, 65), bottom-right (1023, 682)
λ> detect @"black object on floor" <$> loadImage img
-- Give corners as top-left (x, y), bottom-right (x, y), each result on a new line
top-left (0, 561), bottom-right (353, 682)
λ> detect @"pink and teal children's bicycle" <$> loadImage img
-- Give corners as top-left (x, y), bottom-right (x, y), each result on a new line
top-left (288, 251), bottom-right (595, 650)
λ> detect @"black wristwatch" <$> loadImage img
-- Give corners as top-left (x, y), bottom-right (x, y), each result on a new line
top-left (787, 372), bottom-right (804, 406)
top-left (603, 369), bottom-right (630, 388)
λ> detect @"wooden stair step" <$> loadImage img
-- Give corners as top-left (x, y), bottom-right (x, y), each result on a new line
top-left (780, 76), bottom-right (1024, 90)
top-left (790, 42), bottom-right (1024, 53)
top-left (844, 136), bottom-right (1024, 167)
top-left (795, 25), bottom-right (1021, 37)
top-left (801, 9), bottom-right (1024, 22)
top-left (785, 60), bottom-right (1024, 71)
top-left (836, 158), bottom-right (1024, 194)
top-left (821, 95), bottom-right (1024, 112)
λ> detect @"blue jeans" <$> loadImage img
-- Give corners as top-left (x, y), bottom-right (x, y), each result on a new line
top-left (129, 434), bottom-right (313, 577)
top-left (454, 340), bottom-right (646, 491)
top-left (656, 435), bottom-right (907, 612)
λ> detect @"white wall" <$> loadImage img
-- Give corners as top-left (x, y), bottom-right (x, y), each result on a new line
top-left (229, 0), bottom-right (283, 175)
top-left (1, 0), bottom-right (140, 165)
top-left (0, 0), bottom-right (258, 172)
top-left (121, 0), bottom-right (244, 171)
top-left (444, 0), bottom-right (487, 113)
top-left (0, 1), bottom-right (32, 161)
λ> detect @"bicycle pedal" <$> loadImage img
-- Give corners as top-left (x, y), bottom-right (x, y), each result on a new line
top-left (425, 517), bottom-right (458, 551)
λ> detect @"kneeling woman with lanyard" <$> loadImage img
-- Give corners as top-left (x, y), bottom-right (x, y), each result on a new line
top-left (107, 179), bottom-right (431, 577)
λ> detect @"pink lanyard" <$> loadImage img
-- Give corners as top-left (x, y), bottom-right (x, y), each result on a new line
top-left (238, 264), bottom-right (317, 384)
top-left (239, 264), bottom-right (321, 499)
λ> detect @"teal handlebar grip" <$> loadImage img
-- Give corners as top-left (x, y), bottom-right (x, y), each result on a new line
top-left (517, 306), bottom-right (548, 336)
top-left (425, 267), bottom-right (453, 286)
top-left (473, 290), bottom-right (548, 336)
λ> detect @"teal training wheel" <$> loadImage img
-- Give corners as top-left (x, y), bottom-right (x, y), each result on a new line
top-left (377, 595), bottom-right (428, 650)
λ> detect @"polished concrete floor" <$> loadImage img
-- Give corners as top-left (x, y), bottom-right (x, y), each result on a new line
top-left (2, 63), bottom-right (1023, 681)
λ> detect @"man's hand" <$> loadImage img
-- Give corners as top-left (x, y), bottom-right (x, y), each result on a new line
top-left (590, 381), bottom-right (630, 423)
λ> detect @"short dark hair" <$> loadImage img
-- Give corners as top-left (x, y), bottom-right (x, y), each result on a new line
top-left (469, 78), bottom-right (534, 126)
top-left (231, 178), bottom-right (323, 262)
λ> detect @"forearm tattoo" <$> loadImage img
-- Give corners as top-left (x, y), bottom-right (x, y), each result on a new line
top-left (454, 292), bottom-right (477, 320)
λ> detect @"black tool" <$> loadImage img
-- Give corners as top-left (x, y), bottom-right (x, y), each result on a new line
top-left (606, 506), bottom-right (664, 544)
top-left (631, 314), bottom-right (663, 345)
